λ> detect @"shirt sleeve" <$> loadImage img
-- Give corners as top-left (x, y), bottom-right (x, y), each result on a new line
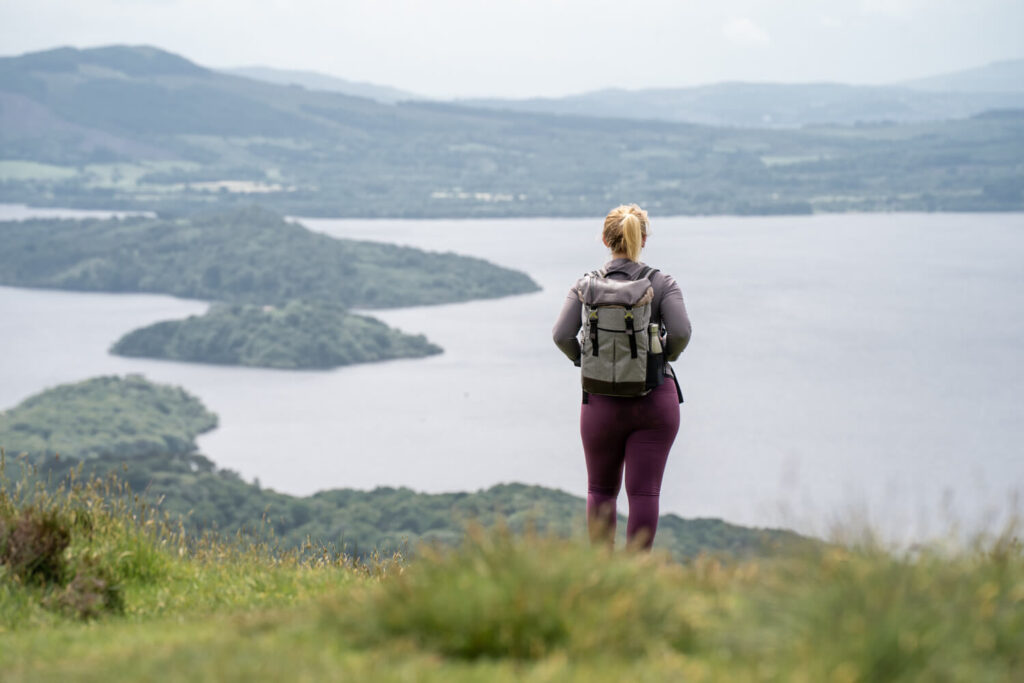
top-left (552, 285), bottom-right (583, 363)
top-left (659, 273), bottom-right (692, 361)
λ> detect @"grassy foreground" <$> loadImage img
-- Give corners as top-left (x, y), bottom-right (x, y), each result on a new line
top-left (2, 466), bottom-right (1022, 682)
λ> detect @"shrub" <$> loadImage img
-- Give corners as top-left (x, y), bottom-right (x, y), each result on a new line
top-left (0, 460), bottom-right (164, 620)
top-left (327, 524), bottom-right (697, 660)
top-left (0, 506), bottom-right (71, 585)
top-left (47, 568), bottom-right (124, 619)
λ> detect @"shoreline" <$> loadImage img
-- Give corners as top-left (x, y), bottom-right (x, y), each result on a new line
top-left (4, 201), bottom-right (1024, 224)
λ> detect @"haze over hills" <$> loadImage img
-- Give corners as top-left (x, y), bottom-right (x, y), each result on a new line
top-left (1, 44), bottom-right (1021, 217)
top-left (223, 65), bottom-right (422, 104)
top-left (901, 58), bottom-right (1024, 93)
top-left (456, 82), bottom-right (1024, 128)
top-left (225, 56), bottom-right (1024, 127)
top-left (455, 60), bottom-right (1024, 128)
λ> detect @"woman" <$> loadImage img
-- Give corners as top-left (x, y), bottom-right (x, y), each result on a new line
top-left (552, 204), bottom-right (691, 550)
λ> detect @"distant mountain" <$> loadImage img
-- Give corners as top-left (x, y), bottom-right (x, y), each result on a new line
top-left (0, 44), bottom-right (384, 155)
top-left (1, 44), bottom-right (1021, 217)
top-left (457, 80), bottom-right (1024, 128)
top-left (223, 65), bottom-right (421, 103)
top-left (901, 58), bottom-right (1024, 93)
top-left (8, 44), bottom-right (206, 77)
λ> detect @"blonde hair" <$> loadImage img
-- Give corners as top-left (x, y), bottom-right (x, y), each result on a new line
top-left (603, 204), bottom-right (649, 262)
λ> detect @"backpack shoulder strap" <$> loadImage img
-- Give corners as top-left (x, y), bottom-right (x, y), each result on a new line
top-left (631, 266), bottom-right (659, 282)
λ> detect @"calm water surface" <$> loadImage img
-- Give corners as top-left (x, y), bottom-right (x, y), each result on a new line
top-left (2, 205), bottom-right (1022, 539)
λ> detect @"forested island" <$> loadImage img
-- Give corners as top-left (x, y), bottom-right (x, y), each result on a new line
top-left (111, 300), bottom-right (441, 369)
top-left (1, 45), bottom-right (1022, 217)
top-left (0, 375), bottom-right (216, 460)
top-left (0, 375), bottom-right (807, 560)
top-left (0, 207), bottom-right (538, 308)
top-left (0, 206), bottom-right (538, 368)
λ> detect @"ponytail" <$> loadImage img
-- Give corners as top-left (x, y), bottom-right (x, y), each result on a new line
top-left (620, 213), bottom-right (642, 262)
top-left (602, 204), bottom-right (649, 262)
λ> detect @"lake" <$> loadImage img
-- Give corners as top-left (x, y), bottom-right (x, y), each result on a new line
top-left (2, 205), bottom-right (1022, 541)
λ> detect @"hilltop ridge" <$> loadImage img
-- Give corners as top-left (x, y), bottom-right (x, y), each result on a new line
top-left (0, 44), bottom-right (207, 76)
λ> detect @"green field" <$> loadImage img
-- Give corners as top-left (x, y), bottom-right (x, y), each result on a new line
top-left (0, 160), bottom-right (203, 186)
top-left (0, 160), bottom-right (78, 181)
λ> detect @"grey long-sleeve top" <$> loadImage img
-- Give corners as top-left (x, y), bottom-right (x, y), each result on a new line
top-left (552, 257), bottom-right (692, 366)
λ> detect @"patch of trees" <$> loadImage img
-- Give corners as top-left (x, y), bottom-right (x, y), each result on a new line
top-left (20, 451), bottom-right (808, 562)
top-left (111, 300), bottom-right (441, 369)
top-left (0, 375), bottom-right (216, 460)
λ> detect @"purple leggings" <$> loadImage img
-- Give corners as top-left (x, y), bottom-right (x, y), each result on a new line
top-left (580, 378), bottom-right (680, 549)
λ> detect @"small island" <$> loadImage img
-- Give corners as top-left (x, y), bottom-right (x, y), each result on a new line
top-left (111, 300), bottom-right (442, 369)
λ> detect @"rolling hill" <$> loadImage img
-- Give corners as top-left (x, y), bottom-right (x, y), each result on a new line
top-left (901, 58), bottom-right (1024, 93)
top-left (1, 45), bottom-right (1022, 216)
top-left (458, 81), bottom-right (1024, 128)
top-left (455, 59), bottom-right (1024, 127)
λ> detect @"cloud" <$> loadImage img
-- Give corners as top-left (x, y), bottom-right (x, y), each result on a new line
top-left (722, 17), bottom-right (771, 47)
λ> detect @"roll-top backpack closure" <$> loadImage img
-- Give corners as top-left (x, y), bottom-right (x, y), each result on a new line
top-left (576, 277), bottom-right (654, 308)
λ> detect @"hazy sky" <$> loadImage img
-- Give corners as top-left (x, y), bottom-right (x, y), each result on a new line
top-left (1, 0), bottom-right (1022, 98)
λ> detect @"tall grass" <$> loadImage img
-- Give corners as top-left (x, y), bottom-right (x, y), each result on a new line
top-left (2, 451), bottom-right (1022, 681)
top-left (0, 452), bottom-right (396, 627)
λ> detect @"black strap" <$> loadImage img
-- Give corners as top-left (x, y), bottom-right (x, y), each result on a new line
top-left (603, 265), bottom-right (658, 281)
top-left (582, 390), bottom-right (589, 405)
top-left (588, 311), bottom-right (599, 357)
top-left (630, 267), bottom-right (654, 360)
top-left (634, 266), bottom-right (658, 282)
top-left (586, 266), bottom-right (657, 287)
top-left (624, 305), bottom-right (638, 358)
top-left (670, 370), bottom-right (684, 403)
